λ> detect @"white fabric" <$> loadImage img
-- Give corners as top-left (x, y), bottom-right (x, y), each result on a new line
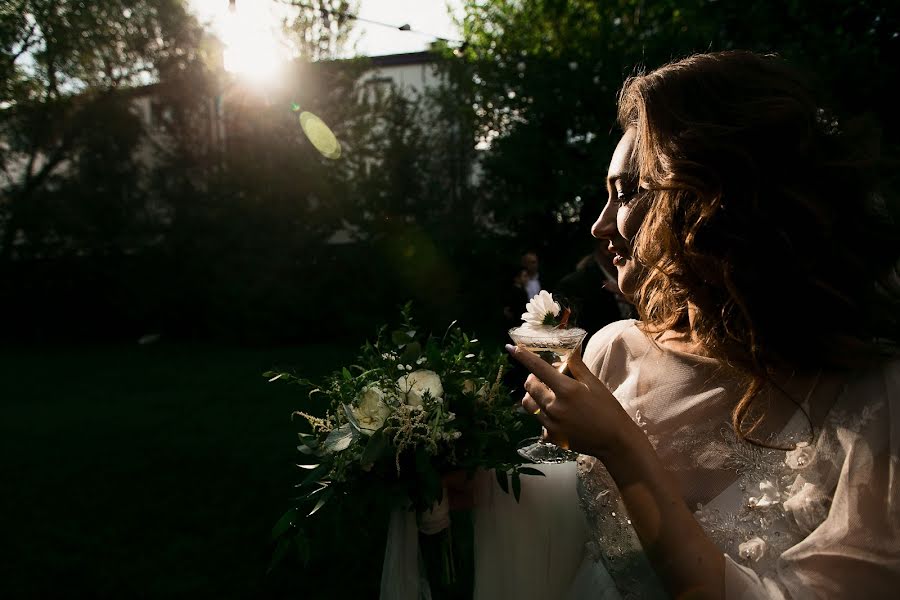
top-left (380, 508), bottom-right (432, 600)
top-left (575, 319), bottom-right (900, 599)
top-left (380, 465), bottom-right (591, 600)
top-left (472, 463), bottom-right (590, 600)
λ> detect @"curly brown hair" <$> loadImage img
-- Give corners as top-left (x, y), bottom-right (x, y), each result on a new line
top-left (616, 51), bottom-right (900, 445)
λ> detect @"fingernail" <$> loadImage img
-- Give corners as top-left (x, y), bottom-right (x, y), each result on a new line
top-left (505, 344), bottom-right (516, 354)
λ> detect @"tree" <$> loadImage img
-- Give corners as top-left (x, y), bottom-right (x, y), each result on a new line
top-left (278, 0), bottom-right (359, 61)
top-left (0, 0), bottom-right (207, 261)
top-left (456, 0), bottom-right (900, 277)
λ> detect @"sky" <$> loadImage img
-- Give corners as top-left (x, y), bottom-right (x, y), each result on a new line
top-left (189, 0), bottom-right (464, 67)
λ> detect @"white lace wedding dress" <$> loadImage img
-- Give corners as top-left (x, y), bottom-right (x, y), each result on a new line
top-left (382, 320), bottom-right (899, 599)
top-left (567, 320), bottom-right (900, 599)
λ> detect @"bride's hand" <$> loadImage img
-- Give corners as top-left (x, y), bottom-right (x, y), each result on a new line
top-left (506, 343), bottom-right (638, 459)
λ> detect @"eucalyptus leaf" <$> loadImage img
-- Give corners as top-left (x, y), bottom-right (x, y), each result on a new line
top-left (296, 463), bottom-right (320, 469)
top-left (297, 433), bottom-right (319, 449)
top-left (343, 403), bottom-right (362, 432)
top-left (512, 472), bottom-right (522, 502)
top-left (495, 469), bottom-right (509, 494)
top-left (323, 423), bottom-right (355, 453)
top-left (517, 467), bottom-right (546, 477)
top-left (297, 445), bottom-right (315, 455)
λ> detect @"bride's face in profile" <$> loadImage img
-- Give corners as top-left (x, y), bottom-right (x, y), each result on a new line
top-left (592, 128), bottom-right (651, 299)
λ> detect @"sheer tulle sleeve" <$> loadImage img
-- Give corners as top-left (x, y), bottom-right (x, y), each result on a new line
top-left (723, 361), bottom-right (900, 599)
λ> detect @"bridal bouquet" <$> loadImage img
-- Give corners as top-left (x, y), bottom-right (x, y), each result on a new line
top-left (267, 305), bottom-right (540, 590)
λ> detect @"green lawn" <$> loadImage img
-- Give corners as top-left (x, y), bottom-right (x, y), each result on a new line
top-left (0, 341), bottom-right (381, 598)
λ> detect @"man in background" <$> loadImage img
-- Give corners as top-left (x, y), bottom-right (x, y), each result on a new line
top-left (521, 251), bottom-right (542, 299)
top-left (555, 240), bottom-right (634, 338)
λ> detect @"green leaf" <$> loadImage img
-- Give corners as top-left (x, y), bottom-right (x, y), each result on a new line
top-left (297, 445), bottom-right (315, 454)
top-left (512, 472), bottom-right (522, 502)
top-left (307, 489), bottom-right (334, 517)
top-left (308, 494), bottom-right (328, 516)
top-left (301, 464), bottom-right (328, 486)
top-left (361, 429), bottom-right (388, 465)
top-left (517, 467), bottom-right (546, 477)
top-left (400, 341), bottom-right (422, 365)
top-left (341, 367), bottom-right (352, 381)
top-left (271, 509), bottom-right (298, 540)
top-left (297, 433), bottom-right (319, 449)
top-left (268, 537), bottom-right (292, 574)
top-left (323, 423), bottom-right (355, 453)
top-left (391, 330), bottom-right (409, 347)
top-left (495, 469), bottom-right (509, 494)
top-left (416, 450), bottom-right (442, 504)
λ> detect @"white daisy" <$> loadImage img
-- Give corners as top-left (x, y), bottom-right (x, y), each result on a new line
top-left (521, 290), bottom-right (561, 327)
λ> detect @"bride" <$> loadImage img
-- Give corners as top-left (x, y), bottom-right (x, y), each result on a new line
top-left (383, 50), bottom-right (899, 599)
top-left (500, 51), bottom-right (900, 599)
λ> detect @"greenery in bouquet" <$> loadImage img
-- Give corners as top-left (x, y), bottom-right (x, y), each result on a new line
top-left (267, 304), bottom-right (541, 572)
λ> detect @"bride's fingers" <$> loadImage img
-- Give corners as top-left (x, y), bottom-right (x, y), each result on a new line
top-left (523, 374), bottom-right (552, 408)
top-left (522, 394), bottom-right (551, 426)
top-left (506, 344), bottom-right (569, 393)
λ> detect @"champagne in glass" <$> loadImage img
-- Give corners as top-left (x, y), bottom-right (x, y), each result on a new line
top-left (508, 323), bottom-right (587, 463)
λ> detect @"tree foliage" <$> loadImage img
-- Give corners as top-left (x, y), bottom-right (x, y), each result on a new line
top-left (456, 0), bottom-right (900, 265)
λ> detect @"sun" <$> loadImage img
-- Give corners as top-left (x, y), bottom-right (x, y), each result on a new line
top-left (194, 0), bottom-right (291, 84)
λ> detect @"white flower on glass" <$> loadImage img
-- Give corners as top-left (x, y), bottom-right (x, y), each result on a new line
top-left (521, 290), bottom-right (561, 327)
top-left (748, 480), bottom-right (781, 508)
top-left (738, 537), bottom-right (767, 562)
top-left (397, 369), bottom-right (444, 407)
top-left (350, 386), bottom-right (392, 435)
top-left (785, 441), bottom-right (816, 470)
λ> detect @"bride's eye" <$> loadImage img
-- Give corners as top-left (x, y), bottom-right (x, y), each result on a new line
top-left (616, 187), bottom-right (638, 205)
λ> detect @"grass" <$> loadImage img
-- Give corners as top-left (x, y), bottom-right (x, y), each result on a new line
top-left (0, 340), bottom-right (380, 599)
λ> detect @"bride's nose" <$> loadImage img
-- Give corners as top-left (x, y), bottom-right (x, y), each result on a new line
top-left (591, 198), bottom-right (617, 240)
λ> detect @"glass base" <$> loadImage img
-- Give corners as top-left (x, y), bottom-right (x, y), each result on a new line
top-left (516, 436), bottom-right (578, 464)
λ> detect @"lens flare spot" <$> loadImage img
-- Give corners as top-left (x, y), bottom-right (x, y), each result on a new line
top-left (299, 111), bottom-right (341, 160)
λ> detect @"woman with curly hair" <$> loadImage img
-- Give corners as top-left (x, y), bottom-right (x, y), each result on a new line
top-left (507, 51), bottom-right (900, 599)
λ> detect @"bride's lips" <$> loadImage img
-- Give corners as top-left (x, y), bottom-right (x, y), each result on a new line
top-left (608, 243), bottom-right (629, 267)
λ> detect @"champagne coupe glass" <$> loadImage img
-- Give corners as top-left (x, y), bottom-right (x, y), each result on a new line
top-left (508, 325), bottom-right (587, 463)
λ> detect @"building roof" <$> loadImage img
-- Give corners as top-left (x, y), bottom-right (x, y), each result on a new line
top-left (367, 51), bottom-right (436, 67)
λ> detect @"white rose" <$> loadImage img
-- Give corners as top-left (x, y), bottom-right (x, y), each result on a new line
top-left (350, 385), bottom-right (392, 435)
top-left (397, 369), bottom-right (443, 407)
top-left (738, 537), bottom-right (767, 562)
